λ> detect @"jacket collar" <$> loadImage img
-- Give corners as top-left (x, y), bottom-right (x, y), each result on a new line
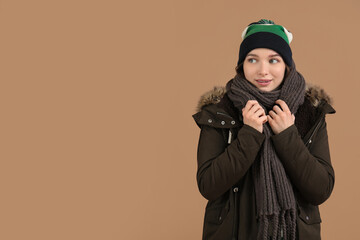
top-left (196, 83), bottom-right (335, 114)
top-left (192, 84), bottom-right (335, 129)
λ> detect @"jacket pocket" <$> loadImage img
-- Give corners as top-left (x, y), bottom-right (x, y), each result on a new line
top-left (203, 198), bottom-right (232, 240)
top-left (204, 203), bottom-right (229, 225)
top-left (298, 203), bottom-right (321, 224)
top-left (297, 202), bottom-right (322, 240)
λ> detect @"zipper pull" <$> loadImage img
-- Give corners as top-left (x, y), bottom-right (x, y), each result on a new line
top-left (228, 130), bottom-right (232, 144)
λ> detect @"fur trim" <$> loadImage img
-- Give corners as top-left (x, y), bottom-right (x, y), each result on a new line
top-left (196, 84), bottom-right (332, 111)
top-left (305, 83), bottom-right (333, 107)
top-left (196, 86), bottom-right (226, 112)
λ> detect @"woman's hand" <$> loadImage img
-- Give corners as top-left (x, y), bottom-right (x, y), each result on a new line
top-left (267, 99), bottom-right (295, 134)
top-left (242, 100), bottom-right (267, 133)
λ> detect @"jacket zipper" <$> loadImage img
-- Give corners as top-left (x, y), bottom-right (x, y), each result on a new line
top-left (232, 187), bottom-right (239, 240)
top-left (305, 116), bottom-right (324, 146)
top-left (228, 131), bottom-right (239, 240)
top-left (226, 129), bottom-right (239, 240)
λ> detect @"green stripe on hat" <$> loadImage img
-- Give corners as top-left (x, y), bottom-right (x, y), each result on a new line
top-left (244, 24), bottom-right (290, 44)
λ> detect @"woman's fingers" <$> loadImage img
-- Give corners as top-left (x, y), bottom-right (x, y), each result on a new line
top-left (275, 99), bottom-right (291, 113)
top-left (242, 99), bottom-right (295, 135)
top-left (241, 100), bottom-right (267, 133)
top-left (254, 107), bottom-right (265, 117)
top-left (259, 115), bottom-right (268, 124)
top-left (250, 105), bottom-right (263, 115)
top-left (243, 100), bottom-right (258, 112)
top-left (243, 100), bottom-right (263, 115)
top-left (268, 110), bottom-right (277, 119)
top-left (272, 105), bottom-right (282, 115)
top-left (267, 102), bottom-right (295, 135)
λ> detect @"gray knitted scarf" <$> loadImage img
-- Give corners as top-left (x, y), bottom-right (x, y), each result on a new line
top-left (225, 62), bottom-right (306, 240)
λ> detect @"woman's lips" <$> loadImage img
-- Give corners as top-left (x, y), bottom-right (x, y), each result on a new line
top-left (255, 79), bottom-right (272, 86)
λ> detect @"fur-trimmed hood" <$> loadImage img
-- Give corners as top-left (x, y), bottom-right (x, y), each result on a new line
top-left (195, 84), bottom-right (333, 113)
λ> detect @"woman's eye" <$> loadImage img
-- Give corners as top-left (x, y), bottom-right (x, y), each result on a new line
top-left (269, 59), bottom-right (279, 64)
top-left (248, 58), bottom-right (256, 63)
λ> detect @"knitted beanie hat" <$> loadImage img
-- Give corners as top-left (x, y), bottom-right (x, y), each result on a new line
top-left (237, 19), bottom-right (293, 67)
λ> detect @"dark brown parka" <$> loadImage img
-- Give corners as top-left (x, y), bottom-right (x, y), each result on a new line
top-left (192, 85), bottom-right (335, 240)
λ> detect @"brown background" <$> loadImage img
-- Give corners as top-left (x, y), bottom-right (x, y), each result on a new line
top-left (0, 0), bottom-right (358, 239)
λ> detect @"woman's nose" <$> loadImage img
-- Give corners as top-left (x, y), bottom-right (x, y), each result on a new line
top-left (258, 62), bottom-right (269, 76)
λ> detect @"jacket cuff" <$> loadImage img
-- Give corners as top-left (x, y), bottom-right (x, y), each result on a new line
top-left (238, 124), bottom-right (266, 144)
top-left (270, 124), bottom-right (298, 141)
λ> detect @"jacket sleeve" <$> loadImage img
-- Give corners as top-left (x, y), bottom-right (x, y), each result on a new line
top-left (196, 124), bottom-right (265, 201)
top-left (270, 119), bottom-right (335, 205)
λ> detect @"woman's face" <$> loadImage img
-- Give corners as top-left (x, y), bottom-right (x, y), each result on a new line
top-left (243, 48), bottom-right (286, 92)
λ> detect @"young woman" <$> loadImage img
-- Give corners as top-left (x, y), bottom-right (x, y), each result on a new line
top-left (192, 19), bottom-right (335, 240)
